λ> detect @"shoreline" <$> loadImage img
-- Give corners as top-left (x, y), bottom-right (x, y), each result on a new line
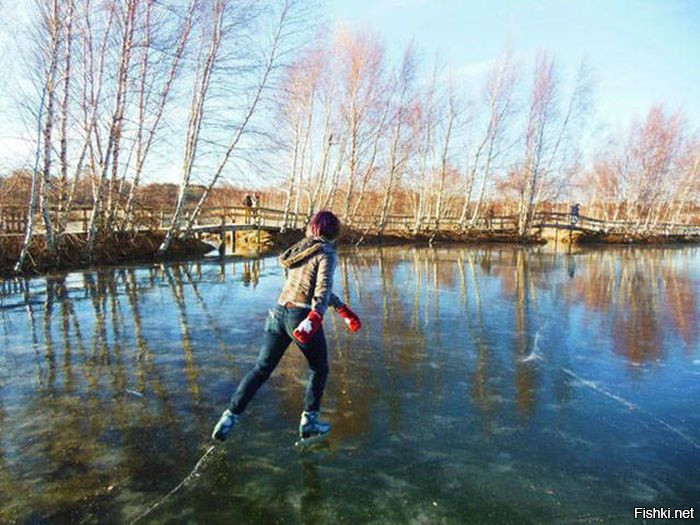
top-left (0, 232), bottom-right (213, 279)
top-left (1, 228), bottom-right (698, 278)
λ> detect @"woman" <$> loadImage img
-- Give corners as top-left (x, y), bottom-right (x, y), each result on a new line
top-left (212, 210), bottom-right (362, 442)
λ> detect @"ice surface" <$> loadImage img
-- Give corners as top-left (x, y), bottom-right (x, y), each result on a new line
top-left (0, 246), bottom-right (698, 523)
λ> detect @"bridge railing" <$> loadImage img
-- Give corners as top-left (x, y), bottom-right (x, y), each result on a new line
top-left (177, 205), bottom-right (307, 230)
top-left (0, 204), bottom-right (305, 234)
top-left (346, 213), bottom-right (521, 232)
top-left (0, 205), bottom-right (98, 235)
top-left (3, 204), bottom-right (699, 237)
top-left (534, 211), bottom-right (700, 236)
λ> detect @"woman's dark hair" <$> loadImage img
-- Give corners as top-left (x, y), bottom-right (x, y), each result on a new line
top-left (306, 210), bottom-right (341, 240)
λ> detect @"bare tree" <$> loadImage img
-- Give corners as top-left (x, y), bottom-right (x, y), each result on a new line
top-left (56, 0), bottom-right (75, 230)
top-left (38, 0), bottom-right (62, 254)
top-left (157, 0), bottom-right (226, 255)
top-left (517, 53), bottom-right (557, 236)
top-left (465, 52), bottom-right (518, 227)
top-left (671, 140), bottom-right (699, 224)
top-left (14, 90), bottom-right (47, 272)
top-left (334, 29), bottom-right (386, 223)
top-left (430, 87), bottom-right (458, 243)
top-left (308, 78), bottom-right (342, 218)
top-left (278, 40), bottom-right (323, 230)
top-left (629, 108), bottom-right (683, 232)
top-left (84, 0), bottom-right (139, 257)
top-left (582, 108), bottom-right (696, 234)
top-left (350, 91), bottom-right (390, 223)
top-left (513, 55), bottom-right (589, 237)
top-left (178, 0), bottom-right (304, 241)
top-left (319, 131), bottom-right (347, 210)
top-left (410, 66), bottom-right (438, 233)
top-left (377, 46), bottom-right (416, 235)
top-left (125, 0), bottom-right (198, 227)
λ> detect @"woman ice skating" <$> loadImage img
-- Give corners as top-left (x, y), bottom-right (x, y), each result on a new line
top-left (212, 210), bottom-right (362, 443)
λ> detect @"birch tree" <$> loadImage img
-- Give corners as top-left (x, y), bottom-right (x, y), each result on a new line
top-left (38, 0), bottom-right (62, 254)
top-left (377, 47), bottom-right (416, 235)
top-left (335, 29), bottom-right (386, 223)
top-left (180, 0), bottom-right (303, 240)
top-left (671, 140), bottom-right (699, 224)
top-left (124, 0), bottom-right (198, 227)
top-left (56, 0), bottom-right (75, 231)
top-left (583, 111), bottom-right (695, 232)
top-left (513, 55), bottom-right (590, 237)
top-left (84, 0), bottom-right (139, 257)
top-left (14, 90), bottom-right (46, 272)
top-left (517, 53), bottom-right (558, 236)
top-left (279, 39), bottom-right (323, 230)
top-left (157, 0), bottom-right (225, 255)
top-left (308, 79), bottom-right (343, 218)
top-left (410, 68), bottom-right (438, 233)
top-left (465, 52), bottom-right (518, 227)
top-left (430, 88), bottom-right (458, 242)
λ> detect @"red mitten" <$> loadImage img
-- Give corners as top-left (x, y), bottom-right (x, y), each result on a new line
top-left (337, 305), bottom-right (362, 332)
top-left (293, 310), bottom-right (323, 344)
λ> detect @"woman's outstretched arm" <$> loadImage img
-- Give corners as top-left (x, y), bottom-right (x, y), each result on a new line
top-left (311, 251), bottom-right (337, 315)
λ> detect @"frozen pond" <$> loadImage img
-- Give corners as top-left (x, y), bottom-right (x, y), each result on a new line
top-left (0, 245), bottom-right (698, 523)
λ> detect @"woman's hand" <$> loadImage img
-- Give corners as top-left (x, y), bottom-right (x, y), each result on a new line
top-left (293, 310), bottom-right (323, 344)
top-left (337, 305), bottom-right (362, 332)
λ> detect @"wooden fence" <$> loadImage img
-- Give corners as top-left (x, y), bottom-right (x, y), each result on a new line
top-left (1, 204), bottom-right (699, 237)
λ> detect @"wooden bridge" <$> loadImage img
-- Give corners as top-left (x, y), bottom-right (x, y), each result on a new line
top-left (0, 205), bottom-right (302, 236)
top-left (1, 204), bottom-right (699, 239)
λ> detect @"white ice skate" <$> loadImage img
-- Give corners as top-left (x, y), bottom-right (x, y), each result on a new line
top-left (294, 410), bottom-right (331, 448)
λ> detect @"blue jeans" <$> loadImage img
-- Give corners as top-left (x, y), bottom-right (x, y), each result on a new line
top-left (228, 304), bottom-right (329, 414)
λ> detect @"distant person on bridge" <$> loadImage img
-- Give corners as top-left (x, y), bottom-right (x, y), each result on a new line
top-left (571, 203), bottom-right (580, 225)
top-left (252, 193), bottom-right (260, 224)
top-left (243, 193), bottom-right (253, 224)
top-left (212, 210), bottom-right (363, 445)
top-left (485, 205), bottom-right (495, 230)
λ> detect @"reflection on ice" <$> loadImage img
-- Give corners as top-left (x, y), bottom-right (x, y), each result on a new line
top-left (0, 246), bottom-right (698, 522)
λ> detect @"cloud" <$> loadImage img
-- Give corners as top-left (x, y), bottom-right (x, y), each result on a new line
top-left (451, 57), bottom-right (497, 81)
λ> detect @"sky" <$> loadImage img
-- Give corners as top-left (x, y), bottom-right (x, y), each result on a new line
top-left (324, 0), bottom-right (700, 130)
top-left (0, 0), bottom-right (698, 175)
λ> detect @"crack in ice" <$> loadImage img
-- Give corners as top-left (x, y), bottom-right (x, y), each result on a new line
top-left (562, 368), bottom-right (700, 450)
top-left (129, 444), bottom-right (217, 524)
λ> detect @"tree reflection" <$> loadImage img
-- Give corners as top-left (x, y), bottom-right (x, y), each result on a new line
top-left (341, 245), bottom-right (698, 436)
top-left (567, 248), bottom-right (698, 364)
top-left (0, 246), bottom-right (697, 522)
top-left (165, 265), bottom-right (202, 404)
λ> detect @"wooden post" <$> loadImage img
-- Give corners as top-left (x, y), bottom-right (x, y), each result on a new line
top-left (82, 209), bottom-right (88, 233)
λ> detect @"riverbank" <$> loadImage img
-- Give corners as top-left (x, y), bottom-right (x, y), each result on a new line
top-left (576, 230), bottom-right (700, 245)
top-left (340, 228), bottom-right (544, 247)
top-left (2, 227), bottom-right (698, 278)
top-left (0, 232), bottom-right (213, 278)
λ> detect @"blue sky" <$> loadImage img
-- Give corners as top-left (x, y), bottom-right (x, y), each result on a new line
top-left (1, 0), bottom-right (697, 174)
top-left (325, 0), bottom-right (700, 129)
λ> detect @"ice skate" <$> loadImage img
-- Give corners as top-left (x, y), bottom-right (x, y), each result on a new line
top-left (294, 410), bottom-right (331, 448)
top-left (212, 409), bottom-right (239, 441)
